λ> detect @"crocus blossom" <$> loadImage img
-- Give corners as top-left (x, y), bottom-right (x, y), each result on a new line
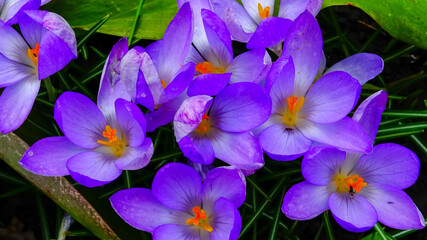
top-left (20, 39), bottom-right (153, 187)
top-left (257, 11), bottom-right (372, 161)
top-left (174, 82), bottom-right (271, 170)
top-left (282, 91), bottom-right (425, 232)
top-left (0, 10), bottom-right (77, 133)
top-left (120, 2), bottom-right (194, 132)
top-left (110, 163), bottom-right (245, 240)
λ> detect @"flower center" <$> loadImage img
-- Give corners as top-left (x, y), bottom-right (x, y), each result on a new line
top-left (194, 114), bottom-right (211, 135)
top-left (195, 62), bottom-right (226, 75)
top-left (27, 43), bottom-right (40, 66)
top-left (186, 206), bottom-right (213, 232)
top-left (281, 95), bottom-right (305, 127)
top-left (334, 174), bottom-right (367, 194)
top-left (258, 3), bottom-right (270, 20)
top-left (97, 125), bottom-right (127, 157)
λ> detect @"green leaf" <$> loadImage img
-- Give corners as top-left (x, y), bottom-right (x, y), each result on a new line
top-left (322, 0), bottom-right (427, 50)
top-left (43, 0), bottom-right (178, 40)
top-left (0, 133), bottom-right (119, 240)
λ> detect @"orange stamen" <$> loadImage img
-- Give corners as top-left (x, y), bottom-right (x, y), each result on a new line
top-left (186, 206), bottom-right (213, 232)
top-left (27, 43), bottom-right (40, 66)
top-left (97, 125), bottom-right (126, 157)
top-left (334, 174), bottom-right (367, 193)
top-left (282, 95), bottom-right (305, 126)
top-left (195, 114), bottom-right (211, 135)
top-left (258, 3), bottom-right (270, 20)
top-left (195, 61), bottom-right (226, 75)
top-left (160, 79), bottom-right (166, 89)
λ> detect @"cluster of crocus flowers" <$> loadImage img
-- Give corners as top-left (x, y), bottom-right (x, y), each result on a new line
top-left (110, 163), bottom-right (245, 240)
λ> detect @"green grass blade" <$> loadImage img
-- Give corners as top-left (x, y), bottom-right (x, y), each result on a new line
top-left (77, 13), bottom-right (112, 49)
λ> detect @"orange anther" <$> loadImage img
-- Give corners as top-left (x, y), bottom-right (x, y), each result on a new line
top-left (195, 61), bottom-right (226, 75)
top-left (258, 3), bottom-right (270, 20)
top-left (186, 206), bottom-right (213, 232)
top-left (27, 43), bottom-right (40, 66)
top-left (160, 79), bottom-right (166, 89)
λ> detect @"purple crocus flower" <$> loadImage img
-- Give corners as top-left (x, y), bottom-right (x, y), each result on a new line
top-left (120, 2), bottom-right (194, 132)
top-left (110, 163), bottom-right (245, 240)
top-left (282, 91), bottom-right (425, 232)
top-left (174, 82), bottom-right (271, 170)
top-left (256, 11), bottom-right (372, 161)
top-left (0, 10), bottom-right (77, 133)
top-left (20, 39), bottom-right (153, 187)
top-left (185, 8), bottom-right (272, 97)
top-left (210, 0), bottom-right (322, 52)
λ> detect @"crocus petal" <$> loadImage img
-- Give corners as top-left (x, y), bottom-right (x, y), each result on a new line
top-left (97, 37), bottom-right (130, 117)
top-left (307, 0), bottom-right (323, 16)
top-left (19, 136), bottom-right (85, 176)
top-left (242, 0), bottom-right (274, 24)
top-left (115, 138), bottom-right (153, 170)
top-left (54, 92), bottom-right (107, 148)
top-left (110, 188), bottom-right (180, 232)
top-left (0, 75), bottom-right (40, 134)
top-left (360, 184), bottom-right (425, 230)
top-left (265, 56), bottom-right (294, 113)
top-left (67, 151), bottom-right (122, 187)
top-left (325, 53), bottom-right (384, 85)
top-left (329, 193), bottom-right (377, 232)
top-left (178, 135), bottom-right (215, 165)
top-left (247, 17), bottom-right (293, 49)
top-left (303, 71), bottom-right (361, 124)
top-left (164, 62), bottom-right (194, 101)
top-left (174, 95), bottom-right (213, 142)
top-left (210, 130), bottom-right (264, 170)
top-left (114, 98), bottom-right (146, 146)
top-left (152, 163), bottom-right (202, 211)
top-left (278, 0), bottom-right (310, 20)
top-left (157, 2), bottom-right (192, 82)
top-left (210, 82), bottom-right (271, 132)
top-left (201, 9), bottom-right (233, 66)
top-left (139, 51), bottom-right (166, 107)
top-left (352, 90), bottom-right (388, 144)
top-left (187, 73), bottom-right (231, 97)
top-left (211, 197), bottom-right (242, 240)
top-left (2, 0), bottom-right (40, 25)
top-left (21, 11), bottom-right (77, 79)
top-left (227, 48), bottom-right (271, 84)
top-left (153, 224), bottom-right (197, 240)
top-left (145, 92), bottom-right (187, 132)
top-left (259, 124), bottom-right (312, 161)
top-left (0, 54), bottom-right (35, 88)
top-left (282, 11), bottom-right (322, 96)
top-left (282, 181), bottom-right (330, 220)
top-left (301, 146), bottom-right (346, 185)
top-left (355, 143), bottom-right (420, 189)
top-left (202, 167), bottom-right (246, 211)
top-left (135, 70), bottom-right (155, 111)
top-left (0, 19), bottom-right (32, 65)
top-left (299, 117), bottom-right (373, 154)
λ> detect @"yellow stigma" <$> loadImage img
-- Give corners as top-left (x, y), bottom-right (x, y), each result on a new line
top-left (334, 174), bottom-right (367, 193)
top-left (258, 3), bottom-right (270, 20)
top-left (194, 114), bottom-right (211, 135)
top-left (195, 61), bottom-right (226, 75)
top-left (186, 206), bottom-right (213, 232)
top-left (27, 43), bottom-right (40, 66)
top-left (281, 95), bottom-right (305, 127)
top-left (97, 125), bottom-right (127, 157)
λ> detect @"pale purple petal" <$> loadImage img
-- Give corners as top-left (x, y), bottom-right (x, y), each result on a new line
top-left (139, 51), bottom-right (166, 106)
top-left (301, 146), bottom-right (346, 185)
top-left (247, 17), bottom-right (293, 49)
top-left (329, 193), bottom-right (377, 232)
top-left (202, 167), bottom-right (246, 211)
top-left (20, 136), bottom-right (85, 176)
top-left (325, 53), bottom-right (384, 85)
top-left (110, 188), bottom-right (180, 232)
top-left (145, 92), bottom-right (187, 132)
top-left (242, 0), bottom-right (274, 24)
top-left (282, 11), bottom-right (322, 96)
top-left (355, 143), bottom-right (420, 189)
top-left (153, 224), bottom-right (198, 240)
top-left (164, 62), bottom-right (194, 101)
top-left (278, 0), bottom-right (310, 20)
top-left (352, 90), bottom-right (388, 144)
top-left (187, 73), bottom-right (231, 97)
top-left (227, 48), bottom-right (271, 84)
top-left (299, 117), bottom-right (373, 154)
top-left (54, 92), bottom-right (106, 148)
top-left (282, 181), bottom-right (330, 220)
top-left (115, 138), bottom-right (153, 170)
top-left (2, 0), bottom-right (40, 25)
top-left (0, 19), bottom-right (32, 65)
top-left (0, 54), bottom-right (35, 88)
top-left (210, 82), bottom-right (271, 132)
top-left (265, 56), bottom-right (294, 113)
top-left (307, 0), bottom-right (323, 16)
top-left (67, 151), bottom-right (122, 187)
top-left (360, 184), bottom-right (425, 230)
top-left (259, 124), bottom-right (312, 161)
top-left (152, 163), bottom-right (202, 211)
top-left (135, 70), bottom-right (155, 111)
top-left (178, 135), bottom-right (215, 165)
top-left (211, 197), bottom-right (242, 240)
top-left (303, 71), bottom-right (361, 124)
top-left (115, 98), bottom-right (146, 146)
top-left (210, 130), bottom-right (264, 170)
top-left (0, 75), bottom-right (40, 134)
